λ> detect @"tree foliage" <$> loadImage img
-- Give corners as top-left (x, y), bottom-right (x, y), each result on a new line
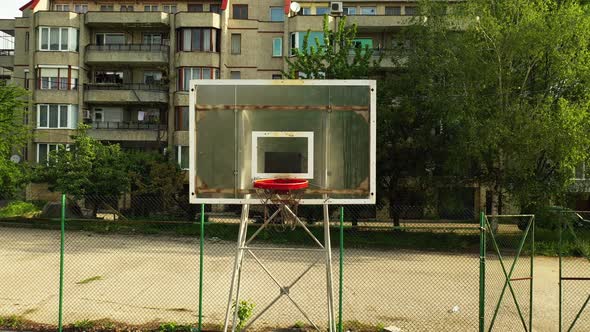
top-left (284, 15), bottom-right (380, 79)
top-left (0, 83), bottom-right (30, 197)
top-left (37, 125), bottom-right (129, 198)
top-left (394, 0), bottom-right (590, 211)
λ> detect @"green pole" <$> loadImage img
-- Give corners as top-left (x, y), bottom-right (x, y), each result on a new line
top-left (58, 194), bottom-right (65, 332)
top-left (339, 206), bottom-right (344, 332)
top-left (529, 216), bottom-right (534, 331)
top-left (559, 217), bottom-right (563, 332)
top-left (479, 212), bottom-right (486, 332)
top-left (199, 204), bottom-right (205, 332)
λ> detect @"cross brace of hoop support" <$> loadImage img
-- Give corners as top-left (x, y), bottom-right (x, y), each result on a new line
top-left (222, 200), bottom-right (335, 332)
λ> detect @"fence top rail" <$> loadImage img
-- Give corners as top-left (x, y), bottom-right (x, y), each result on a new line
top-left (485, 214), bottom-right (535, 218)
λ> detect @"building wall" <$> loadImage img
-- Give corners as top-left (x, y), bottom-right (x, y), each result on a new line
top-left (4, 0), bottom-right (417, 165)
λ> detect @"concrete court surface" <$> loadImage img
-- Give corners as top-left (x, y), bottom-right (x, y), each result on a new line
top-left (0, 227), bottom-right (588, 331)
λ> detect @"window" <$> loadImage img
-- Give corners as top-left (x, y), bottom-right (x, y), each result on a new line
top-left (233, 5), bottom-right (248, 19)
top-left (344, 7), bottom-right (356, 15)
top-left (177, 28), bottom-right (220, 52)
top-left (270, 7), bottom-right (284, 22)
top-left (54, 4), bottom-right (69, 11)
top-left (144, 71), bottom-right (163, 84)
top-left (25, 32), bottom-right (29, 52)
top-left (39, 27), bottom-right (78, 51)
top-left (290, 32), bottom-right (324, 55)
top-left (404, 7), bottom-right (417, 16)
top-left (74, 4), bottom-right (88, 13)
top-left (210, 4), bottom-right (220, 13)
top-left (361, 7), bottom-right (376, 15)
top-left (38, 67), bottom-right (79, 90)
top-left (144, 5), bottom-right (159, 12)
top-left (100, 4), bottom-right (114, 11)
top-left (299, 7), bottom-right (311, 15)
top-left (188, 4), bottom-right (203, 12)
top-left (94, 71), bottom-right (124, 84)
top-left (143, 33), bottom-right (163, 45)
top-left (177, 146), bottom-right (189, 170)
top-left (231, 34), bottom-right (241, 54)
top-left (178, 67), bottom-right (219, 91)
top-left (272, 74), bottom-right (282, 80)
top-left (24, 70), bottom-right (29, 90)
top-left (120, 5), bottom-right (134, 12)
top-left (163, 5), bottom-right (177, 13)
top-left (37, 104), bottom-right (78, 129)
top-left (175, 107), bottom-right (189, 130)
top-left (96, 33), bottom-right (125, 45)
top-left (230, 71), bottom-right (241, 79)
top-left (37, 143), bottom-right (60, 164)
top-left (272, 37), bottom-right (282, 57)
top-left (385, 6), bottom-right (401, 16)
top-left (316, 7), bottom-right (329, 15)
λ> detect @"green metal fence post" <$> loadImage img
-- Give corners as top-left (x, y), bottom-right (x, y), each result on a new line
top-left (339, 206), bottom-right (344, 332)
top-left (559, 217), bottom-right (563, 332)
top-left (479, 212), bottom-right (486, 332)
top-left (529, 216), bottom-right (534, 331)
top-left (58, 194), bottom-right (65, 332)
top-left (199, 204), bottom-right (205, 332)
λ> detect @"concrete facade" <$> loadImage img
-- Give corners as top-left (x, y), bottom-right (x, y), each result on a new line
top-left (2, 0), bottom-right (418, 166)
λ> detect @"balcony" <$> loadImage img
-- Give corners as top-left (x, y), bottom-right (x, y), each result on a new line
top-left (0, 49), bottom-right (14, 69)
top-left (175, 12), bottom-right (220, 29)
top-left (84, 83), bottom-right (169, 104)
top-left (346, 15), bottom-right (414, 31)
top-left (349, 49), bottom-right (397, 68)
top-left (85, 44), bottom-right (169, 65)
top-left (88, 122), bottom-right (167, 142)
top-left (85, 11), bottom-right (169, 28)
top-left (288, 15), bottom-right (330, 32)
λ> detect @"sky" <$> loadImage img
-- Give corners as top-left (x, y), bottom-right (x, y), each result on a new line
top-left (0, 0), bottom-right (23, 19)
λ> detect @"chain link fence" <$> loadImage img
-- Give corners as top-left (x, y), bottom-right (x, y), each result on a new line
top-left (0, 192), bottom-right (587, 331)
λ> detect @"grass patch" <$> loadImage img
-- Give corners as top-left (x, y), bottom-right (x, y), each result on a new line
top-left (0, 201), bottom-right (41, 218)
top-left (0, 315), bottom-right (25, 329)
top-left (76, 276), bottom-right (103, 284)
top-left (73, 319), bottom-right (95, 330)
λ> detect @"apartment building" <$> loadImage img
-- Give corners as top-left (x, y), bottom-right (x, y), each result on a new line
top-left (0, 0), bottom-right (417, 171)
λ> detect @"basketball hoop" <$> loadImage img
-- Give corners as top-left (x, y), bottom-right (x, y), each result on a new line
top-left (254, 178), bottom-right (308, 229)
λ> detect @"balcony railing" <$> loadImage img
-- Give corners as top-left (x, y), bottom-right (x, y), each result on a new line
top-left (91, 121), bottom-right (167, 130)
top-left (86, 44), bottom-right (169, 52)
top-left (84, 83), bottom-right (169, 91)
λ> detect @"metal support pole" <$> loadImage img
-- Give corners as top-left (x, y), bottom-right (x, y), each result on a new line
top-left (479, 212), bottom-right (486, 332)
top-left (559, 218), bottom-right (563, 332)
top-left (324, 203), bottom-right (335, 332)
top-left (223, 204), bottom-right (249, 332)
top-left (338, 206), bottom-right (344, 332)
top-left (529, 216), bottom-right (534, 331)
top-left (58, 194), bottom-right (65, 332)
top-left (199, 204), bottom-right (205, 332)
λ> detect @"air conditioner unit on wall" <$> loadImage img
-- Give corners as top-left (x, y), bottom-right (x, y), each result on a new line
top-left (331, 2), bottom-right (343, 15)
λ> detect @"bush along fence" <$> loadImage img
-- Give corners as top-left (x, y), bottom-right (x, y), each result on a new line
top-left (2, 193), bottom-right (590, 331)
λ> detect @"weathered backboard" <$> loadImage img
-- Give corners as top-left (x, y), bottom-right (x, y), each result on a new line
top-left (189, 80), bottom-right (376, 205)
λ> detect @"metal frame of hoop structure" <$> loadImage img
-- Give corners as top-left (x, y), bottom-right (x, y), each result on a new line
top-left (222, 193), bottom-right (336, 332)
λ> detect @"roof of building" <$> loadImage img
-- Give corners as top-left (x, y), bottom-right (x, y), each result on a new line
top-left (19, 0), bottom-right (40, 11)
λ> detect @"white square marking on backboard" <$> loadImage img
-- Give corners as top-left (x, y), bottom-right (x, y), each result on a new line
top-left (251, 131), bottom-right (314, 180)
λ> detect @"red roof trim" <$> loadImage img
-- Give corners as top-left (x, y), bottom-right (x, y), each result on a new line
top-left (285, 0), bottom-right (291, 14)
top-left (19, 0), bottom-right (40, 11)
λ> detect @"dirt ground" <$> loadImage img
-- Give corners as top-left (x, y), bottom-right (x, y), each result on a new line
top-left (0, 227), bottom-right (588, 331)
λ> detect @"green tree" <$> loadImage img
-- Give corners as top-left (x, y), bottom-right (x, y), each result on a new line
top-left (0, 83), bottom-right (30, 197)
top-left (284, 15), bottom-right (380, 79)
top-left (37, 125), bottom-right (129, 213)
top-left (394, 0), bottom-right (590, 214)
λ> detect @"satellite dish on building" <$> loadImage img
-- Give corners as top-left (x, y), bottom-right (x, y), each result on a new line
top-left (10, 154), bottom-right (21, 164)
top-left (290, 2), bottom-right (301, 13)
